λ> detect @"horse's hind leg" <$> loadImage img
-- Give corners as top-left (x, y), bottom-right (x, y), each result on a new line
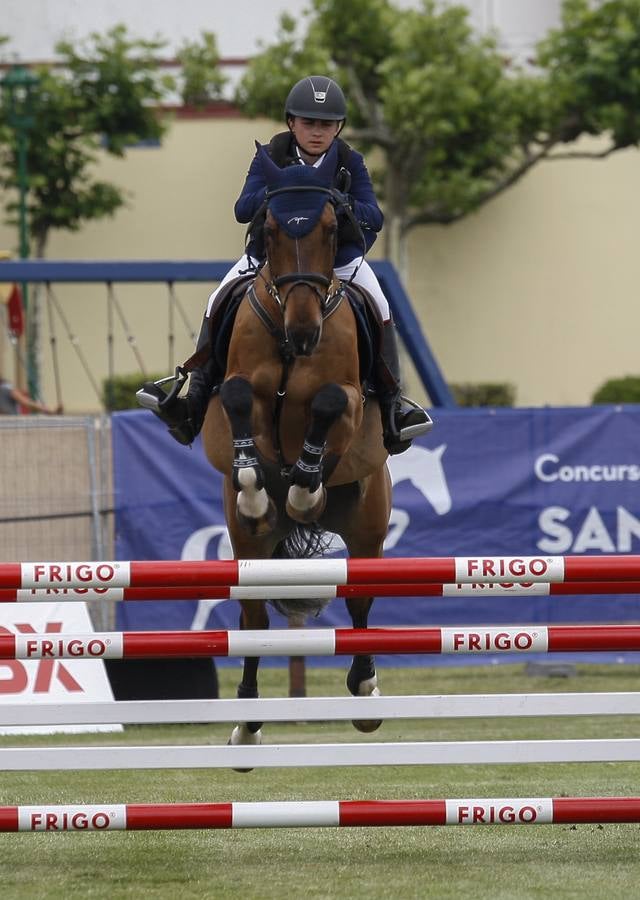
top-left (338, 467), bottom-right (392, 733)
top-left (228, 598), bottom-right (269, 768)
top-left (286, 383), bottom-right (348, 524)
top-left (345, 594), bottom-right (382, 733)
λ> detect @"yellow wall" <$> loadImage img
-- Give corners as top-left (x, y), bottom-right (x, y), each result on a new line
top-left (408, 140), bottom-right (640, 407)
top-left (1, 117), bottom-right (639, 411)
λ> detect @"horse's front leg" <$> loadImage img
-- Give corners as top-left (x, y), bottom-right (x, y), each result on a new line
top-left (345, 595), bottom-right (382, 733)
top-left (286, 383), bottom-right (348, 523)
top-left (220, 376), bottom-right (276, 535)
top-left (228, 598), bottom-right (269, 771)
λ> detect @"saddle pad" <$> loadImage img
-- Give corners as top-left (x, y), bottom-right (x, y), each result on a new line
top-left (208, 275), bottom-right (254, 372)
top-left (344, 283), bottom-right (381, 386)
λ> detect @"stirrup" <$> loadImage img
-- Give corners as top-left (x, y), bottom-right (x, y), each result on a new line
top-left (136, 367), bottom-right (188, 414)
top-left (397, 397), bottom-right (433, 442)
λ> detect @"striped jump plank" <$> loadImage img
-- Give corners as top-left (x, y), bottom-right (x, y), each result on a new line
top-left (2, 555), bottom-right (640, 590)
top-left (2, 797), bottom-right (639, 832)
top-left (3, 625), bottom-right (640, 659)
top-left (2, 580), bottom-right (640, 603)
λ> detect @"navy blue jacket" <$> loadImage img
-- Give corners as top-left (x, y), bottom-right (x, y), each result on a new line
top-left (234, 135), bottom-right (384, 267)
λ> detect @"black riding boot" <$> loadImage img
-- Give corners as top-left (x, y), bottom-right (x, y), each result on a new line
top-left (375, 321), bottom-right (433, 455)
top-left (137, 317), bottom-right (221, 446)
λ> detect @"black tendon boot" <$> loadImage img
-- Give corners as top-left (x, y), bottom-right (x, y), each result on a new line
top-left (375, 321), bottom-right (433, 455)
top-left (137, 317), bottom-right (221, 446)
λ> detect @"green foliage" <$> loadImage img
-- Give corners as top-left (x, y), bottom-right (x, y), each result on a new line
top-left (0, 25), bottom-right (175, 253)
top-left (235, 0), bottom-right (640, 249)
top-left (592, 375), bottom-right (640, 404)
top-left (450, 382), bottom-right (516, 407)
top-left (537, 0), bottom-right (640, 148)
top-left (176, 31), bottom-right (227, 108)
top-left (235, 13), bottom-right (333, 120)
top-left (102, 372), bottom-right (166, 411)
top-left (311, 0), bottom-right (396, 100)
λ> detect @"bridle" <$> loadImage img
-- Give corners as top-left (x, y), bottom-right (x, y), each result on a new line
top-left (257, 185), bottom-right (342, 314)
top-left (244, 183), bottom-right (368, 319)
top-left (160, 180), bottom-right (368, 428)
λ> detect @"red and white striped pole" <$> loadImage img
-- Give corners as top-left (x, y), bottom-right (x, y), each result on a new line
top-left (2, 624), bottom-right (640, 659)
top-left (2, 580), bottom-right (640, 603)
top-left (1, 797), bottom-right (639, 831)
top-left (1, 555), bottom-right (640, 591)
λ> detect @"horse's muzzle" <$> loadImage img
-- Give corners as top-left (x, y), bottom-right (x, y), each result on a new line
top-left (286, 325), bottom-right (321, 357)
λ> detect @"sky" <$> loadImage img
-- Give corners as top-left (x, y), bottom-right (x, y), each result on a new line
top-left (2, 1), bottom-right (561, 63)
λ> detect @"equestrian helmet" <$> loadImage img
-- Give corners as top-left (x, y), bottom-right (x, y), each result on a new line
top-left (285, 76), bottom-right (347, 121)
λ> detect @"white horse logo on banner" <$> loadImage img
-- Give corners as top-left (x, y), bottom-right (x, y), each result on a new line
top-left (388, 443), bottom-right (451, 514)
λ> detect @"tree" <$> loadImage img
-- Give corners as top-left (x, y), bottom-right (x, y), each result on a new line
top-left (0, 25), bottom-right (175, 259)
top-left (0, 25), bottom-right (176, 390)
top-left (176, 31), bottom-right (227, 109)
top-left (236, 0), bottom-right (640, 274)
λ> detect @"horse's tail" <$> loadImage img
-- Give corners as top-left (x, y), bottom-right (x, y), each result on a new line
top-left (269, 522), bottom-right (334, 621)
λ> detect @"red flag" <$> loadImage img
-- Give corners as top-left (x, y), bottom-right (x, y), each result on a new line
top-left (7, 284), bottom-right (24, 338)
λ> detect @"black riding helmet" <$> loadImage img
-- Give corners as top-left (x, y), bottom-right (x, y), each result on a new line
top-left (284, 75), bottom-right (347, 122)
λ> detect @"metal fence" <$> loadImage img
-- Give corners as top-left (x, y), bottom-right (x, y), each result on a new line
top-left (0, 414), bottom-right (114, 628)
top-left (1, 260), bottom-right (456, 408)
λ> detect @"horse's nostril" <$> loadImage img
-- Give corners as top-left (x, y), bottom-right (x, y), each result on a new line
top-left (287, 326), bottom-right (321, 356)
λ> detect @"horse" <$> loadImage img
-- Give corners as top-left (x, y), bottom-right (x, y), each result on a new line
top-left (201, 143), bottom-right (392, 755)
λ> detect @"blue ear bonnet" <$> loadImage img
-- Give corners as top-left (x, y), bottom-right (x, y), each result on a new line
top-left (257, 143), bottom-right (337, 238)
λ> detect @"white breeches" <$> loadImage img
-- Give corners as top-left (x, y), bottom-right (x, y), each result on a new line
top-left (334, 259), bottom-right (390, 321)
top-left (206, 255), bottom-right (390, 322)
top-left (206, 256), bottom-right (258, 316)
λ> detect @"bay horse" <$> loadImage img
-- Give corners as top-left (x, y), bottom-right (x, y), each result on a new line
top-left (201, 143), bottom-right (391, 753)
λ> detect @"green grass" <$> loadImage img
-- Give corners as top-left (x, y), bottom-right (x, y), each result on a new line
top-left (1, 664), bottom-right (640, 899)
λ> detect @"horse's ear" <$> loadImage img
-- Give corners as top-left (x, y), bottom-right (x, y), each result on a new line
top-left (255, 141), bottom-right (283, 188)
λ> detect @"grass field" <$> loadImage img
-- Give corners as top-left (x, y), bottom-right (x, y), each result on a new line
top-left (1, 663), bottom-right (640, 899)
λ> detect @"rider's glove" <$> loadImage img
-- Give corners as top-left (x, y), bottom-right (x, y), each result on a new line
top-left (332, 191), bottom-right (353, 212)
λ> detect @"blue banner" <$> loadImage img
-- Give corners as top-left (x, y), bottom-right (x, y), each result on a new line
top-left (113, 406), bottom-right (640, 665)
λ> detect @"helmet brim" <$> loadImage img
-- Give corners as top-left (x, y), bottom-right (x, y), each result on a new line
top-left (286, 107), bottom-right (346, 121)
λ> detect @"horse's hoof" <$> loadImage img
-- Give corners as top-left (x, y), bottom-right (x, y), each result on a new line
top-left (350, 676), bottom-right (382, 733)
top-left (236, 499), bottom-right (277, 536)
top-left (352, 716), bottom-right (383, 733)
top-left (228, 724), bottom-right (263, 773)
top-left (286, 486), bottom-right (327, 524)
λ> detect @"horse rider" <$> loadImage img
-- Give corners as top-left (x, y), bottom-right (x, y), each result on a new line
top-left (147, 74), bottom-right (432, 455)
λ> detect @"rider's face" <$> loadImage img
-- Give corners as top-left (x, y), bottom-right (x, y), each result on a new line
top-left (288, 116), bottom-right (341, 158)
